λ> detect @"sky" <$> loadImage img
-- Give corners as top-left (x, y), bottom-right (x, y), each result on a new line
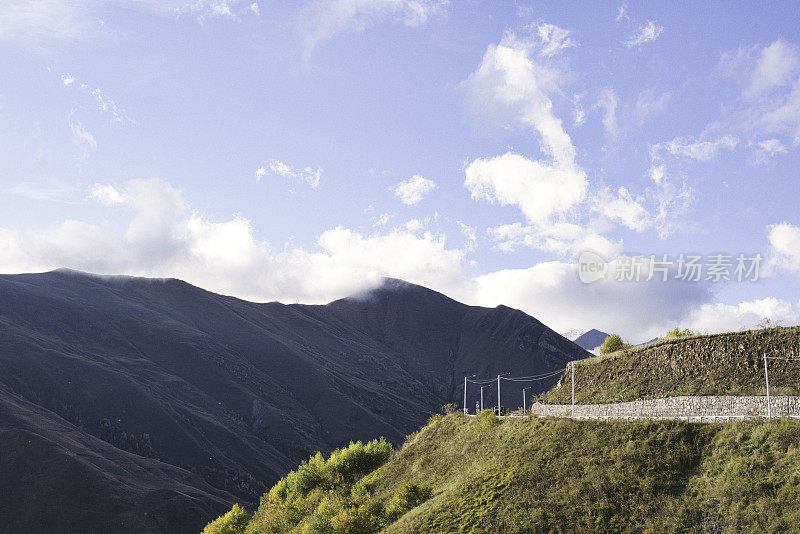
top-left (2, 0), bottom-right (800, 342)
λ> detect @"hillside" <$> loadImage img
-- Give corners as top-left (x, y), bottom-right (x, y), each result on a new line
top-left (0, 270), bottom-right (588, 531)
top-left (544, 327), bottom-right (800, 404)
top-left (204, 412), bottom-right (800, 533)
top-left (0, 385), bottom-right (235, 534)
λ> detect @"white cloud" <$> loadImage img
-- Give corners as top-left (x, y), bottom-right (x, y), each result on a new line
top-left (648, 165), bottom-right (695, 239)
top-left (768, 222), bottom-right (800, 273)
top-left (573, 93), bottom-right (586, 126)
top-left (463, 27), bottom-right (587, 229)
top-left (594, 186), bottom-right (648, 232)
top-left (404, 218), bottom-right (425, 233)
top-left (90, 184), bottom-right (124, 205)
top-left (91, 87), bottom-right (130, 124)
top-left (624, 20), bottom-right (663, 48)
top-left (465, 152), bottom-right (587, 224)
top-left (754, 138), bottom-right (789, 160)
top-left (746, 40), bottom-right (799, 99)
top-left (0, 0), bottom-right (257, 46)
top-left (70, 118), bottom-right (96, 161)
top-left (457, 221), bottom-right (477, 252)
top-left (597, 88), bottom-right (619, 138)
top-left (0, 177), bottom-right (792, 342)
top-left (535, 22), bottom-right (576, 58)
top-left (61, 74), bottom-right (132, 124)
top-left (634, 89), bottom-right (671, 125)
top-left (682, 297), bottom-right (800, 334)
top-left (615, 5), bottom-right (629, 23)
top-left (392, 174), bottom-right (435, 205)
top-left (486, 222), bottom-right (621, 259)
top-left (651, 135), bottom-right (739, 161)
top-left (374, 213), bottom-right (391, 226)
top-left (257, 159), bottom-right (322, 188)
top-left (473, 259), bottom-right (711, 342)
top-left (717, 40), bottom-right (800, 148)
top-left (299, 0), bottom-right (449, 59)
top-left (250, 2), bottom-right (260, 15)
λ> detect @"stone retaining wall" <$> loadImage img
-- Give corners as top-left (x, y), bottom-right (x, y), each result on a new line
top-left (530, 395), bottom-right (800, 421)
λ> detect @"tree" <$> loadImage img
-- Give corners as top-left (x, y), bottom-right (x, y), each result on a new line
top-left (600, 334), bottom-right (625, 355)
top-left (664, 327), bottom-right (698, 339)
top-left (201, 504), bottom-right (250, 534)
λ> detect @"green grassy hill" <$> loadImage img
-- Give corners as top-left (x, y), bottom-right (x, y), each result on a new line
top-left (545, 326), bottom-right (800, 404)
top-left (203, 412), bottom-right (800, 533)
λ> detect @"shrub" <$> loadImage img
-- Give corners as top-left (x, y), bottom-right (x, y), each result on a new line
top-left (328, 439), bottom-right (393, 483)
top-left (202, 504), bottom-right (250, 534)
top-left (329, 507), bottom-right (379, 534)
top-left (664, 327), bottom-right (699, 339)
top-left (286, 452), bottom-right (327, 495)
top-left (386, 483), bottom-right (433, 519)
top-left (600, 334), bottom-right (626, 354)
top-left (441, 403), bottom-right (459, 414)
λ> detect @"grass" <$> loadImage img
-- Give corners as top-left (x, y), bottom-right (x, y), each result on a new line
top-left (203, 411), bottom-right (800, 533)
top-left (545, 326), bottom-right (800, 404)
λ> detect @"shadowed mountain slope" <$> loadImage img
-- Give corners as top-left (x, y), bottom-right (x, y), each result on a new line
top-left (0, 270), bottom-right (589, 531)
top-left (572, 329), bottom-right (610, 352)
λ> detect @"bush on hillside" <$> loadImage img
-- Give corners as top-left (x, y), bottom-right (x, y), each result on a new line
top-left (664, 327), bottom-right (699, 339)
top-left (386, 483), bottom-right (433, 520)
top-left (201, 503), bottom-right (250, 534)
top-left (600, 334), bottom-right (627, 354)
top-left (441, 403), bottom-right (459, 414)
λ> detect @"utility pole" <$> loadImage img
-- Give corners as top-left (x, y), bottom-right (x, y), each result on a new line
top-left (496, 372), bottom-right (510, 415)
top-left (464, 376), bottom-right (468, 414)
top-left (480, 386), bottom-right (484, 412)
top-left (571, 361), bottom-right (575, 418)
top-left (764, 352), bottom-right (772, 421)
top-left (497, 374), bottom-right (501, 415)
top-left (522, 387), bottom-right (530, 415)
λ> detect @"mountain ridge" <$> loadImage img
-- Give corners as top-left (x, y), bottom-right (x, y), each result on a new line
top-left (0, 269), bottom-right (590, 532)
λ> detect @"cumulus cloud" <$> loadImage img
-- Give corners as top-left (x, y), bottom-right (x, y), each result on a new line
top-left (624, 20), bottom-right (663, 48)
top-left (593, 187), bottom-right (648, 232)
top-left (90, 184), bottom-right (124, 205)
top-left (769, 222), bottom-right (800, 273)
top-left (473, 259), bottom-right (712, 342)
top-left (682, 297), bottom-right (800, 334)
top-left (0, 177), bottom-right (793, 342)
top-left (651, 135), bottom-right (739, 161)
top-left (392, 175), bottom-right (435, 205)
top-left (463, 27), bottom-right (587, 231)
top-left (256, 159), bottom-right (322, 188)
top-left (299, 0), bottom-right (449, 59)
top-left (0, 178), bottom-right (467, 302)
top-left (465, 152), bottom-right (586, 224)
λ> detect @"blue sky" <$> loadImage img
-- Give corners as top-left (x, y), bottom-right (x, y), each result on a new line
top-left (2, 0), bottom-right (800, 342)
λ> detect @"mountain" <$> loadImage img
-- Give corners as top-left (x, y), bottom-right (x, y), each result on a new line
top-left (571, 329), bottom-right (609, 352)
top-left (0, 270), bottom-right (589, 532)
top-left (562, 329), bottom-right (585, 341)
top-left (206, 413), bottom-right (800, 533)
top-left (0, 384), bottom-right (234, 534)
